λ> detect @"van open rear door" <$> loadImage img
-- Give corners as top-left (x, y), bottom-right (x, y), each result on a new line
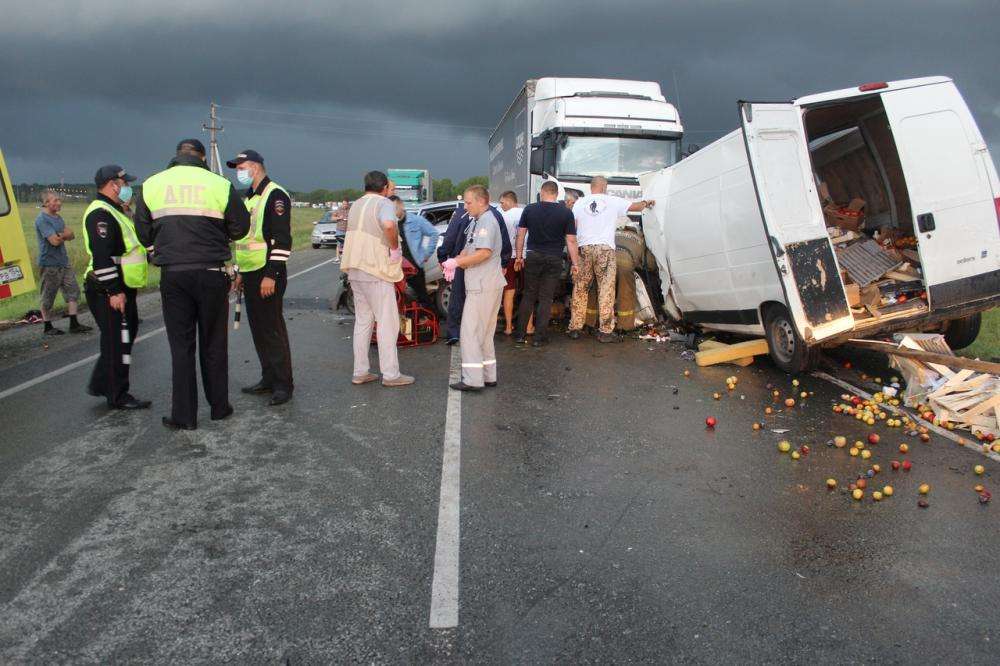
top-left (740, 102), bottom-right (853, 343)
top-left (880, 82), bottom-right (1000, 309)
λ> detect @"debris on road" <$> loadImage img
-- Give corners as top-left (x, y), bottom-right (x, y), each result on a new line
top-left (697, 339), bottom-right (755, 367)
top-left (695, 338), bottom-right (769, 367)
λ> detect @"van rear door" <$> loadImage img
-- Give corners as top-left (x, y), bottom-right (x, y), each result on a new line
top-left (880, 82), bottom-right (1000, 309)
top-left (739, 102), bottom-right (854, 343)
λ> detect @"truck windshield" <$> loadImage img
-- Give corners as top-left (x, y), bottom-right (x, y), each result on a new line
top-left (556, 135), bottom-right (680, 180)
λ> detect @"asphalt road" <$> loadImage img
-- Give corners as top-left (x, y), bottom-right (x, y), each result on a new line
top-left (0, 249), bottom-right (997, 663)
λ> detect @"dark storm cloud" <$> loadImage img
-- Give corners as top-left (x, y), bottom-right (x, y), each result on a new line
top-left (1, 0), bottom-right (998, 189)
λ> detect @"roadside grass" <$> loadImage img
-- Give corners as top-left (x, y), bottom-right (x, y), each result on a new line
top-left (0, 201), bottom-right (325, 322)
top-left (964, 308), bottom-right (1000, 361)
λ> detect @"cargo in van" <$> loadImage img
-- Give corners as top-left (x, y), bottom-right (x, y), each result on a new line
top-left (640, 76), bottom-right (1000, 372)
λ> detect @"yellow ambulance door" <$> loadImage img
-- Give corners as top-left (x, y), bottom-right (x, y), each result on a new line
top-left (0, 147), bottom-right (36, 299)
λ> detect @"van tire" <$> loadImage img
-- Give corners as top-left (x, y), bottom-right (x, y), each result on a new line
top-left (763, 304), bottom-right (819, 374)
top-left (943, 313), bottom-right (981, 350)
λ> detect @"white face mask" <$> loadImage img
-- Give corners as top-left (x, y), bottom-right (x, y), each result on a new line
top-left (236, 168), bottom-right (253, 185)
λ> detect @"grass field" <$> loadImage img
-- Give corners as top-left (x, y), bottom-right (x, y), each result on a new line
top-left (0, 201), bottom-right (325, 322)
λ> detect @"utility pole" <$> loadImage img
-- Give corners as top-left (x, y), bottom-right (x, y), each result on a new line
top-left (203, 102), bottom-right (224, 175)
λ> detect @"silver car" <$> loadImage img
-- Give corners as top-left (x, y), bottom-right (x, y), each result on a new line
top-left (310, 211), bottom-right (343, 249)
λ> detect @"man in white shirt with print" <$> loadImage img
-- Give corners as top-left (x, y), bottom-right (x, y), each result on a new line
top-left (567, 175), bottom-right (652, 343)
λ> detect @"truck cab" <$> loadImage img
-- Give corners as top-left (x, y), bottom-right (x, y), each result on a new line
top-left (0, 148), bottom-right (36, 301)
top-left (491, 78), bottom-right (684, 206)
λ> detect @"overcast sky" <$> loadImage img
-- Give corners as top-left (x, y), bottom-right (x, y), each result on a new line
top-left (2, 0), bottom-right (998, 192)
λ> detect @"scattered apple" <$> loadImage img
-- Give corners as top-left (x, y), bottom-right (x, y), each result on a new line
top-left (974, 484), bottom-right (985, 493)
top-left (868, 434), bottom-right (880, 445)
top-left (778, 440), bottom-right (791, 453)
top-left (899, 443), bottom-right (909, 454)
top-left (752, 422), bottom-right (762, 431)
top-left (883, 485), bottom-right (894, 497)
top-left (791, 450), bottom-right (801, 460)
top-left (918, 499), bottom-right (930, 508)
top-left (705, 417), bottom-right (717, 429)
top-left (902, 460), bottom-right (913, 472)
top-left (891, 460), bottom-right (901, 471)
top-left (872, 464), bottom-right (881, 473)
top-left (856, 478), bottom-right (867, 490)
top-left (826, 478), bottom-right (837, 489)
top-left (713, 392), bottom-right (721, 400)
top-left (849, 447), bottom-right (860, 457)
top-left (974, 464), bottom-right (985, 476)
top-left (873, 491), bottom-right (883, 501)
top-left (834, 436), bottom-right (847, 448)
top-left (861, 449), bottom-right (872, 460)
top-left (852, 489), bottom-right (864, 501)
top-left (919, 483), bottom-right (930, 495)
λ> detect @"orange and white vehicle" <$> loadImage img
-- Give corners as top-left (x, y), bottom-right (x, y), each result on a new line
top-left (0, 147), bottom-right (36, 301)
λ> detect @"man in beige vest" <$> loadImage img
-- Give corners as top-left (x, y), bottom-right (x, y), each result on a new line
top-left (341, 170), bottom-right (414, 387)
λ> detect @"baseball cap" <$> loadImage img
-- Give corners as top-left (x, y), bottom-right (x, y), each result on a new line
top-left (226, 149), bottom-right (264, 168)
top-left (176, 138), bottom-right (207, 155)
top-left (94, 165), bottom-right (137, 187)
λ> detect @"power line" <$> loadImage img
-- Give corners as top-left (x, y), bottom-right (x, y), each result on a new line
top-left (217, 104), bottom-right (493, 132)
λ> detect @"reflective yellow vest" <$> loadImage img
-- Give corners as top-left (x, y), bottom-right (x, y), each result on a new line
top-left (235, 180), bottom-right (288, 272)
top-left (83, 199), bottom-right (148, 289)
top-left (141, 165), bottom-right (231, 221)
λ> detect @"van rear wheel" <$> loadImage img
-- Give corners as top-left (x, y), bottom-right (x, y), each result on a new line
top-left (764, 304), bottom-right (819, 374)
top-left (943, 313), bottom-right (981, 350)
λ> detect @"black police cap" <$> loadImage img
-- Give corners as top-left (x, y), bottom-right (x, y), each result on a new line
top-left (94, 165), bottom-right (137, 187)
top-left (176, 138), bottom-right (207, 155)
top-left (226, 149), bottom-right (264, 169)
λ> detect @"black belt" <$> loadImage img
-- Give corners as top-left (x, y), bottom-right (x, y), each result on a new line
top-left (161, 263), bottom-right (226, 273)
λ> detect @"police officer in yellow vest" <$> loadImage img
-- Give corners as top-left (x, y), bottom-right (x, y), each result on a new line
top-left (226, 149), bottom-right (294, 406)
top-left (134, 139), bottom-right (250, 430)
top-left (83, 164), bottom-right (152, 410)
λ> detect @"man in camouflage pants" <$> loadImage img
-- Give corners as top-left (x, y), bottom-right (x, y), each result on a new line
top-left (567, 176), bottom-right (652, 343)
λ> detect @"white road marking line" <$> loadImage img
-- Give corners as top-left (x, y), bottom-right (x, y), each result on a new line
top-left (812, 370), bottom-right (1000, 464)
top-left (0, 255), bottom-right (339, 402)
top-left (430, 346), bottom-right (462, 629)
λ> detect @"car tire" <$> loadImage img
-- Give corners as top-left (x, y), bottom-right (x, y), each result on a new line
top-left (943, 313), bottom-right (981, 350)
top-left (764, 303), bottom-right (819, 374)
top-left (435, 281), bottom-right (451, 318)
top-left (312, 243), bottom-right (320, 249)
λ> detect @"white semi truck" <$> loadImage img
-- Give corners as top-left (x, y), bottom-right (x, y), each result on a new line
top-left (489, 78), bottom-right (684, 204)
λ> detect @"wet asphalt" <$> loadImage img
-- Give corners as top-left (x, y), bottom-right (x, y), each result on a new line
top-left (0, 249), bottom-right (997, 663)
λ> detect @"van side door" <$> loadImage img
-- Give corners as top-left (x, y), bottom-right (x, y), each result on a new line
top-left (739, 102), bottom-right (853, 343)
top-left (880, 82), bottom-right (1000, 309)
top-left (0, 148), bottom-right (36, 300)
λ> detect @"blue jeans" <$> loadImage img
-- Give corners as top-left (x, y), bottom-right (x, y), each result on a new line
top-left (446, 268), bottom-right (465, 340)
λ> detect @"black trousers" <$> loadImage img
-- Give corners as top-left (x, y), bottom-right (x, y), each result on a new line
top-left (242, 269), bottom-right (293, 393)
top-left (406, 264), bottom-right (432, 307)
top-left (446, 268), bottom-right (465, 340)
top-left (160, 269), bottom-right (231, 426)
top-left (516, 253), bottom-right (564, 339)
top-left (85, 280), bottom-right (138, 406)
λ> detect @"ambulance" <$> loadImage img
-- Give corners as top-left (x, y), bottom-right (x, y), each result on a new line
top-left (0, 148), bottom-right (36, 301)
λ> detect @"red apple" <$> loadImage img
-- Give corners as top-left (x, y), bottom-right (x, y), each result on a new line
top-left (705, 417), bottom-right (717, 429)
top-left (891, 460), bottom-right (901, 471)
top-left (868, 434), bottom-right (880, 445)
top-left (902, 460), bottom-right (912, 471)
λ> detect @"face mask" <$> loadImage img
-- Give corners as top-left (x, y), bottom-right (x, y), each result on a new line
top-left (118, 185), bottom-right (133, 203)
top-left (236, 169), bottom-right (253, 185)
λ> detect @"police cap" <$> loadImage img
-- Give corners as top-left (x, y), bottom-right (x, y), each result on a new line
top-left (226, 149), bottom-right (264, 169)
top-left (94, 165), bottom-right (137, 188)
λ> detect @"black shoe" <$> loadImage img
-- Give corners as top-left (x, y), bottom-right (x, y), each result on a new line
top-left (445, 337), bottom-right (459, 346)
top-left (114, 395), bottom-right (151, 410)
top-left (86, 386), bottom-right (103, 398)
top-left (449, 382), bottom-right (482, 392)
top-left (69, 323), bottom-right (93, 334)
top-left (485, 381), bottom-right (498, 387)
top-left (597, 332), bottom-right (622, 344)
top-left (512, 335), bottom-right (527, 344)
top-left (43, 327), bottom-right (65, 336)
top-left (211, 405), bottom-right (234, 421)
top-left (566, 329), bottom-right (581, 340)
top-left (241, 381), bottom-right (273, 395)
top-left (268, 391), bottom-right (291, 406)
top-left (162, 417), bottom-right (196, 431)
top-left (532, 337), bottom-right (549, 348)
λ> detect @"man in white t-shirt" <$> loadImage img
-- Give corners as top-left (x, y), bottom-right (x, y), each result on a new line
top-left (568, 176), bottom-right (652, 343)
top-left (498, 190), bottom-right (524, 335)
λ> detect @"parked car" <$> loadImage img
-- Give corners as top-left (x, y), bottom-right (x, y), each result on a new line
top-left (311, 210), bottom-right (344, 249)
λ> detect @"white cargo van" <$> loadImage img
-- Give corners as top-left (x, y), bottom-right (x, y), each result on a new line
top-left (641, 77), bottom-right (1000, 372)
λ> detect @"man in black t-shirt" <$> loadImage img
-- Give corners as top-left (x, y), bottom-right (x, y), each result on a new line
top-left (513, 181), bottom-right (580, 345)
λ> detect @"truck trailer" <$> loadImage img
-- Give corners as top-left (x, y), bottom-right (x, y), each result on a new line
top-left (640, 76), bottom-right (999, 372)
